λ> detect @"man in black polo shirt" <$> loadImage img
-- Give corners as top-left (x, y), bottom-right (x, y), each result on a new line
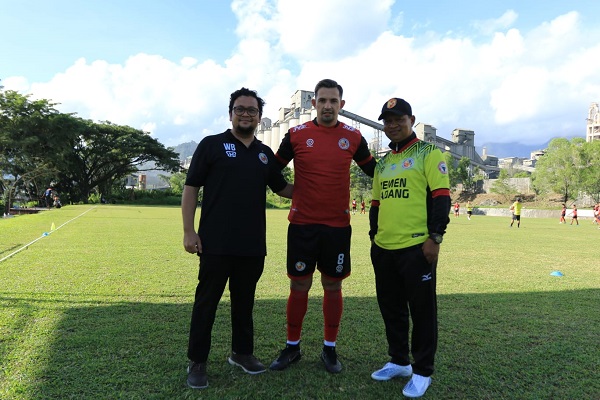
top-left (182, 87), bottom-right (293, 389)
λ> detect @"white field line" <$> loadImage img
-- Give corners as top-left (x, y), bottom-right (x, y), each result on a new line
top-left (0, 206), bottom-right (98, 263)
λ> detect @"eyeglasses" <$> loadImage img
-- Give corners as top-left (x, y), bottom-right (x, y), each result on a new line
top-left (233, 106), bottom-right (259, 116)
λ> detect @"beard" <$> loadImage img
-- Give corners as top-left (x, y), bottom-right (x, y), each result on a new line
top-left (320, 110), bottom-right (336, 125)
top-left (235, 123), bottom-right (256, 137)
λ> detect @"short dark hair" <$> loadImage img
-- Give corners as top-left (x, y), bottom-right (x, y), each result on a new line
top-left (314, 79), bottom-right (343, 99)
top-left (229, 87), bottom-right (265, 116)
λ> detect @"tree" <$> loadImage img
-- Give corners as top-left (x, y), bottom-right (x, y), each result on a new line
top-left (281, 166), bottom-right (294, 183)
top-left (0, 90), bottom-right (69, 211)
top-left (443, 152), bottom-right (460, 190)
top-left (491, 169), bottom-right (519, 203)
top-left (56, 118), bottom-right (181, 202)
top-left (350, 160), bottom-right (373, 202)
top-left (455, 156), bottom-right (481, 192)
top-left (1, 89), bottom-right (182, 205)
top-left (167, 172), bottom-right (187, 195)
top-left (532, 138), bottom-right (584, 202)
top-left (578, 139), bottom-right (600, 203)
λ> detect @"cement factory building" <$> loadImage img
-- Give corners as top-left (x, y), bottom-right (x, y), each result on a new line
top-left (257, 89), bottom-right (501, 178)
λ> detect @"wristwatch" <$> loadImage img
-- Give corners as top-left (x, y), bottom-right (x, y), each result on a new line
top-left (429, 233), bottom-right (443, 244)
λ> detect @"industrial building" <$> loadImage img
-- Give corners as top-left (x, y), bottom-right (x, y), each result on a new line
top-left (257, 89), bottom-right (501, 178)
top-left (587, 102), bottom-right (600, 142)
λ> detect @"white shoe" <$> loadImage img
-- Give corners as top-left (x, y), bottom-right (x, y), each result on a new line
top-left (371, 362), bottom-right (412, 381)
top-left (402, 374), bottom-right (431, 398)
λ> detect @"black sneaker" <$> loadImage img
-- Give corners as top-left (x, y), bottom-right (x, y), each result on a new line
top-left (187, 361), bottom-right (208, 389)
top-left (321, 346), bottom-right (342, 373)
top-left (269, 344), bottom-right (302, 371)
top-left (228, 352), bottom-right (266, 374)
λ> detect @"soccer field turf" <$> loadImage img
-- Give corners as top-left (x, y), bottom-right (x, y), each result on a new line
top-left (1, 205), bottom-right (598, 399)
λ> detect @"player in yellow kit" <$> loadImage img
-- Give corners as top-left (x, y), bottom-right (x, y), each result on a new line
top-left (509, 198), bottom-right (522, 228)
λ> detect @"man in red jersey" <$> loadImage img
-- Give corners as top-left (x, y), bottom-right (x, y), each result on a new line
top-left (269, 79), bottom-right (376, 373)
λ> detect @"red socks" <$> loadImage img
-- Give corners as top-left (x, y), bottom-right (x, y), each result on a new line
top-left (286, 288), bottom-right (308, 342)
top-left (286, 288), bottom-right (343, 343)
top-left (323, 288), bottom-right (343, 343)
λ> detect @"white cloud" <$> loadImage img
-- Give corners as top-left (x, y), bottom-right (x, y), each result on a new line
top-left (3, 3), bottom-right (600, 149)
top-left (490, 67), bottom-right (550, 124)
top-left (472, 10), bottom-right (518, 35)
top-left (274, 0), bottom-right (393, 61)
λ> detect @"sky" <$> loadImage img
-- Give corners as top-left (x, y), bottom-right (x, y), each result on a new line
top-left (2, 0), bottom-right (600, 154)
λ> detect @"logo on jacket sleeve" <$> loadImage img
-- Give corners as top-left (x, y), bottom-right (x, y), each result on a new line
top-left (438, 161), bottom-right (448, 174)
top-left (258, 152), bottom-right (268, 164)
top-left (338, 138), bottom-right (350, 150)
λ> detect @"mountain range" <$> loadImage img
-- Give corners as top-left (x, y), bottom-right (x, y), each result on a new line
top-left (172, 141), bottom-right (198, 161)
top-left (477, 141), bottom-right (549, 159)
top-left (479, 135), bottom-right (585, 158)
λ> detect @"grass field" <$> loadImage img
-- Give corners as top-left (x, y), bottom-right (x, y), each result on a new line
top-left (1, 205), bottom-right (599, 399)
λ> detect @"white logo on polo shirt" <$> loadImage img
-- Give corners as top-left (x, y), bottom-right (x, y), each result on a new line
top-left (224, 142), bottom-right (236, 157)
top-left (259, 153), bottom-right (268, 164)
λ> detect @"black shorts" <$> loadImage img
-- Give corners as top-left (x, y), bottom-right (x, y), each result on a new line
top-left (512, 214), bottom-right (521, 221)
top-left (287, 224), bottom-right (351, 280)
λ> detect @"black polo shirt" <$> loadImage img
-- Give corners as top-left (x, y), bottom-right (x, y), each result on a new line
top-left (185, 129), bottom-right (287, 256)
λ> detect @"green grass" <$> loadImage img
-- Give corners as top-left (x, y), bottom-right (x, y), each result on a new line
top-left (1, 206), bottom-right (599, 399)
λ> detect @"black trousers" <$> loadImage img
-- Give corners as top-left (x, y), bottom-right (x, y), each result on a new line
top-left (187, 254), bottom-right (264, 363)
top-left (370, 243), bottom-right (438, 377)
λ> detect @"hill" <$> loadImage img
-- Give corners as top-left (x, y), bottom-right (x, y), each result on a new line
top-left (172, 141), bottom-right (198, 161)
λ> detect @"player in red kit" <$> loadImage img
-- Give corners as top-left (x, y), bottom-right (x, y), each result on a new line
top-left (269, 79), bottom-right (376, 373)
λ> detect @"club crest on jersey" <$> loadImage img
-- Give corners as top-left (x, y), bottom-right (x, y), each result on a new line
top-left (306, 138), bottom-right (314, 147)
top-left (258, 152), bottom-right (268, 164)
top-left (295, 261), bottom-right (306, 272)
top-left (223, 142), bottom-right (236, 157)
top-left (338, 138), bottom-right (350, 150)
top-left (438, 161), bottom-right (448, 174)
top-left (402, 158), bottom-right (414, 169)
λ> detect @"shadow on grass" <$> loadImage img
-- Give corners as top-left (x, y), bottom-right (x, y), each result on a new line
top-left (1, 289), bottom-right (599, 399)
top-left (0, 244), bottom-right (22, 256)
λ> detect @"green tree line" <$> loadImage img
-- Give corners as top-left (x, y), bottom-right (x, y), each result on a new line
top-left (1, 88), bottom-right (180, 213)
top-left (4, 82), bottom-right (597, 211)
top-left (532, 137), bottom-right (600, 203)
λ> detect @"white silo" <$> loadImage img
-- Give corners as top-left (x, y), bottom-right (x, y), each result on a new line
top-left (270, 125), bottom-right (280, 150)
top-left (257, 128), bottom-right (268, 143)
top-left (258, 117), bottom-right (271, 143)
top-left (300, 112), bottom-right (311, 124)
top-left (264, 129), bottom-right (272, 150)
top-left (275, 121), bottom-right (288, 148)
top-left (289, 118), bottom-right (299, 129)
top-left (310, 109), bottom-right (317, 120)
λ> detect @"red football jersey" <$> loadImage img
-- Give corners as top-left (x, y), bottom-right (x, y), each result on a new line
top-left (276, 119), bottom-right (373, 227)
